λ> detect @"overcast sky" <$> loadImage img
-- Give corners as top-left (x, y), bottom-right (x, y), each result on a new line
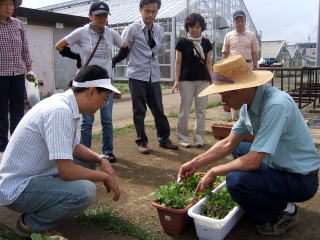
top-left (21, 0), bottom-right (319, 44)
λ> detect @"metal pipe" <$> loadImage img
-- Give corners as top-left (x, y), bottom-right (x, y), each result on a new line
top-left (316, 0), bottom-right (320, 66)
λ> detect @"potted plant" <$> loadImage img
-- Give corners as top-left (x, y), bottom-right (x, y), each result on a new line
top-left (222, 104), bottom-right (231, 112)
top-left (211, 123), bottom-right (254, 143)
top-left (150, 174), bottom-right (225, 234)
top-left (188, 183), bottom-right (244, 240)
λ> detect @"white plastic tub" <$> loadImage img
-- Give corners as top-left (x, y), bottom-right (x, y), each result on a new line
top-left (188, 182), bottom-right (244, 240)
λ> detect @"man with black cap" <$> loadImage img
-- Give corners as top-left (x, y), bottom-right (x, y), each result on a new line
top-left (56, 1), bottom-right (128, 163)
top-left (221, 10), bottom-right (260, 121)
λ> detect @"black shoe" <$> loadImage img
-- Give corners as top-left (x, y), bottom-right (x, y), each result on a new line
top-left (101, 153), bottom-right (116, 163)
top-left (0, 144), bottom-right (7, 153)
top-left (256, 205), bottom-right (299, 235)
top-left (159, 142), bottom-right (179, 150)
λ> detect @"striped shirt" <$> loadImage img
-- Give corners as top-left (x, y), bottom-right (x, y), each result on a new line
top-left (0, 90), bottom-right (80, 205)
top-left (221, 30), bottom-right (259, 61)
top-left (0, 17), bottom-right (32, 76)
top-left (121, 18), bottom-right (164, 82)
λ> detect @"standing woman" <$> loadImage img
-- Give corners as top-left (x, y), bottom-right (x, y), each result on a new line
top-left (56, 1), bottom-right (127, 163)
top-left (172, 13), bottom-right (212, 148)
top-left (0, 0), bottom-right (33, 153)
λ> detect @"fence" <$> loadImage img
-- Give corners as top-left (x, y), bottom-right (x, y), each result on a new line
top-left (258, 66), bottom-right (320, 109)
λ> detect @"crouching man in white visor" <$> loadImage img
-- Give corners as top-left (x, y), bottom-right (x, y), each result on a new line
top-left (0, 65), bottom-right (121, 239)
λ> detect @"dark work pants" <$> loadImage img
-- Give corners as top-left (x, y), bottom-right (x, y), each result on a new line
top-left (0, 75), bottom-right (25, 151)
top-left (128, 78), bottom-right (171, 146)
top-left (227, 142), bottom-right (319, 224)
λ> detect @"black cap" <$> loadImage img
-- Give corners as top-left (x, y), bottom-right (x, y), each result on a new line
top-left (233, 10), bottom-right (246, 20)
top-left (89, 1), bottom-right (110, 15)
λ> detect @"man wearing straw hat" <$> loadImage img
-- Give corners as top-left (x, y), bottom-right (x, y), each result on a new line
top-left (178, 55), bottom-right (320, 235)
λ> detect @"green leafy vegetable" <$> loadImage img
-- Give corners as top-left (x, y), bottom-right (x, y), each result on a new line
top-left (201, 187), bottom-right (237, 219)
top-left (151, 173), bottom-right (225, 209)
top-left (31, 233), bottom-right (68, 240)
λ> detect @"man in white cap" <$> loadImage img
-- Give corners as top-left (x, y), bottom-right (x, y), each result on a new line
top-left (0, 65), bottom-right (121, 239)
top-left (178, 56), bottom-right (320, 236)
top-left (221, 10), bottom-right (260, 121)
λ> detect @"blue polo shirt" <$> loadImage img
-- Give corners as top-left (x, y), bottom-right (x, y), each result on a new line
top-left (232, 85), bottom-right (320, 175)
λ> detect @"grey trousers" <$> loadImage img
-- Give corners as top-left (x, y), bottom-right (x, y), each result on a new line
top-left (177, 80), bottom-right (210, 144)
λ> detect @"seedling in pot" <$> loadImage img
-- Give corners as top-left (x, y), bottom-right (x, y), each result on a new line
top-left (201, 187), bottom-right (237, 219)
top-left (151, 174), bottom-right (225, 209)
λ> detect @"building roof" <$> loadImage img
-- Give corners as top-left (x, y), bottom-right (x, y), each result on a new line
top-left (14, 7), bottom-right (90, 26)
top-left (40, 0), bottom-right (186, 25)
top-left (261, 40), bottom-right (286, 59)
top-left (287, 45), bottom-right (297, 58)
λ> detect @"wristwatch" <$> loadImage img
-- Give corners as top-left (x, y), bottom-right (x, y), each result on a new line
top-left (98, 154), bottom-right (108, 162)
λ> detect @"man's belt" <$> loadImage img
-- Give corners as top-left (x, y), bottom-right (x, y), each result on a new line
top-left (246, 59), bottom-right (252, 63)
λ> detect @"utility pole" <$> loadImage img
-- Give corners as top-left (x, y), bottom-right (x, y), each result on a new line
top-left (186, 0), bottom-right (190, 14)
top-left (316, 0), bottom-right (320, 66)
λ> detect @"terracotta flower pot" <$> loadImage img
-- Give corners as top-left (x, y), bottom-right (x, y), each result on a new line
top-left (222, 104), bottom-right (231, 112)
top-left (211, 123), bottom-right (254, 143)
top-left (211, 124), bottom-right (233, 139)
top-left (151, 200), bottom-right (193, 234)
top-left (113, 93), bottom-right (122, 99)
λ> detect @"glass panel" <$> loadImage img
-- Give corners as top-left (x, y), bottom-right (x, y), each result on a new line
top-left (160, 66), bottom-right (170, 79)
top-left (114, 66), bottom-right (127, 78)
top-left (163, 34), bottom-right (171, 50)
top-left (159, 51), bottom-right (171, 64)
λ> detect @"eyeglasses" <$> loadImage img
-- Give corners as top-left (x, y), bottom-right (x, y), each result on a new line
top-left (142, 9), bottom-right (158, 15)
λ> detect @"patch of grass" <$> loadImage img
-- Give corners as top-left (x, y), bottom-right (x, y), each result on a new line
top-left (168, 112), bottom-right (178, 118)
top-left (206, 99), bottom-right (222, 109)
top-left (76, 207), bottom-right (157, 240)
top-left (92, 124), bottom-right (136, 140)
top-left (0, 224), bottom-right (23, 240)
top-left (114, 83), bottom-right (130, 94)
top-left (113, 124), bottom-right (136, 135)
top-left (225, 117), bottom-right (233, 122)
top-left (160, 83), bottom-right (172, 89)
top-left (113, 82), bottom-right (172, 95)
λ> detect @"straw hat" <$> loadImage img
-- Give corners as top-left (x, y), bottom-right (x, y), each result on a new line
top-left (199, 55), bottom-right (273, 96)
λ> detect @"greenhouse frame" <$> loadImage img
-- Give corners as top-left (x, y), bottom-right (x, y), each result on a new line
top-left (41, 0), bottom-right (260, 81)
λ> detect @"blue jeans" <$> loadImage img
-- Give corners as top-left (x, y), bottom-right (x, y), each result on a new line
top-left (227, 142), bottom-right (319, 224)
top-left (7, 158), bottom-right (97, 232)
top-left (80, 92), bottom-right (113, 155)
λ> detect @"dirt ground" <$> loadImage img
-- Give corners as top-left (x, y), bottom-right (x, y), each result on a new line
top-left (1, 90), bottom-right (320, 239)
top-left (57, 127), bottom-right (320, 240)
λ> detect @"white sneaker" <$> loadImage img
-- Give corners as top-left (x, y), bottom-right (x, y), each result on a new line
top-left (179, 142), bottom-right (191, 148)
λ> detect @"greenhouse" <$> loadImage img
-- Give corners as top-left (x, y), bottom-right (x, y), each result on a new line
top-left (41, 0), bottom-right (259, 81)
